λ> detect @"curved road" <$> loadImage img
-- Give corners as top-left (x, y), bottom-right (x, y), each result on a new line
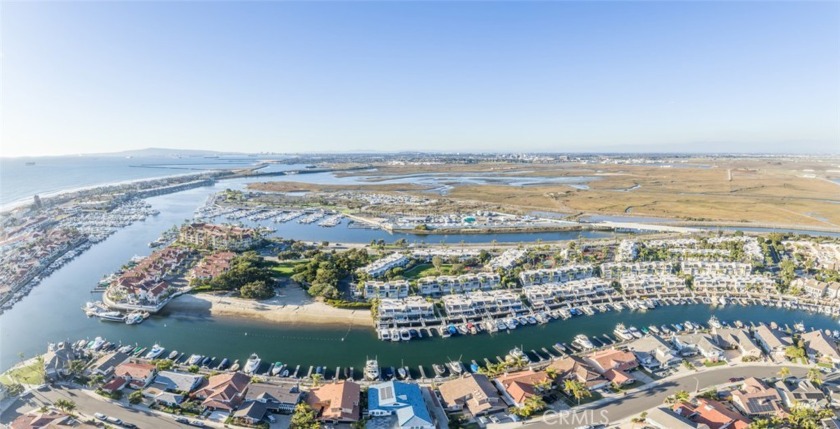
top-left (525, 364), bottom-right (807, 429)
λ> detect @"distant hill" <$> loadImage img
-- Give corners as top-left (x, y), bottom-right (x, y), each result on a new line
top-left (88, 147), bottom-right (248, 158)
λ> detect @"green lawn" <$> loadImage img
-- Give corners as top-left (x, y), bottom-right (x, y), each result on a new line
top-left (401, 263), bottom-right (457, 280)
top-left (271, 260), bottom-right (307, 277)
top-left (0, 360), bottom-right (45, 386)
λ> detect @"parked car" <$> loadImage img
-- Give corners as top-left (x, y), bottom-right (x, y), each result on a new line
top-left (729, 377), bottom-right (744, 382)
top-left (175, 417), bottom-right (190, 424)
top-left (94, 413), bottom-right (107, 421)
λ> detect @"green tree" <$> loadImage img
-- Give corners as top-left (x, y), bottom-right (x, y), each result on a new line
top-left (778, 367), bottom-right (791, 379)
top-left (807, 367), bottom-right (822, 385)
top-left (240, 280), bottom-right (274, 300)
top-left (290, 402), bottom-right (320, 429)
top-left (53, 399), bottom-right (76, 414)
top-left (563, 379), bottom-right (591, 405)
top-left (128, 390), bottom-right (144, 405)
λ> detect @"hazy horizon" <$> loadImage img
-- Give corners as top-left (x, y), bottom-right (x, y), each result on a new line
top-left (2, 1), bottom-right (839, 157)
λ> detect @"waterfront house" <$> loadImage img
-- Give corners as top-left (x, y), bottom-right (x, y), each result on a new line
top-left (752, 324), bottom-right (790, 361)
top-left (826, 282), bottom-right (840, 300)
top-left (680, 261), bottom-right (752, 277)
top-left (179, 222), bottom-right (260, 251)
top-left (546, 356), bottom-right (608, 390)
top-left (42, 345), bottom-right (76, 380)
top-left (150, 370), bottom-right (204, 394)
top-left (774, 379), bottom-right (828, 410)
top-left (620, 274), bottom-right (686, 295)
top-left (672, 398), bottom-right (751, 429)
top-left (367, 380), bottom-right (435, 429)
top-left (710, 328), bottom-right (762, 361)
top-left (600, 262), bottom-right (673, 279)
top-left (493, 369), bottom-right (552, 407)
top-left (438, 374), bottom-right (505, 417)
top-left (189, 251), bottom-right (236, 282)
top-left (672, 333), bottom-right (725, 361)
top-left (363, 280), bottom-right (410, 300)
top-left (153, 392), bottom-right (185, 407)
top-left (245, 383), bottom-right (302, 414)
top-left (88, 351), bottom-right (129, 378)
top-left (487, 248), bottom-right (527, 271)
top-left (232, 401), bottom-right (268, 426)
top-left (729, 378), bottom-right (784, 417)
top-left (113, 362), bottom-right (157, 389)
top-left (800, 330), bottom-right (840, 364)
top-left (193, 372), bottom-right (250, 411)
top-left (646, 407), bottom-right (710, 429)
top-left (307, 380), bottom-right (361, 423)
top-left (359, 253), bottom-right (409, 278)
top-left (625, 336), bottom-right (682, 369)
top-left (792, 278), bottom-right (828, 298)
top-left (518, 265), bottom-right (595, 286)
top-left (585, 349), bottom-right (638, 385)
top-left (417, 273), bottom-right (499, 296)
top-left (377, 297), bottom-right (435, 323)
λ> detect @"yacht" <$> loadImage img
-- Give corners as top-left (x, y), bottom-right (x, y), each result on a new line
top-left (438, 326), bottom-right (451, 338)
top-left (379, 329), bottom-right (391, 341)
top-left (187, 354), bottom-right (203, 366)
top-left (684, 321), bottom-right (696, 331)
top-left (573, 334), bottom-right (594, 350)
top-left (793, 322), bottom-right (806, 332)
top-left (118, 345), bottom-right (135, 354)
top-left (495, 319), bottom-right (508, 331)
top-left (507, 347), bottom-right (531, 364)
top-left (734, 320), bottom-right (744, 329)
top-left (98, 311), bottom-right (126, 323)
top-left (447, 361), bottom-right (464, 375)
top-left (614, 324), bottom-right (634, 341)
top-left (364, 358), bottom-right (380, 381)
top-left (432, 364), bottom-right (447, 377)
top-left (648, 325), bottom-right (661, 335)
top-left (660, 325), bottom-right (672, 335)
top-left (217, 358), bottom-right (230, 370)
top-left (628, 326), bottom-right (643, 339)
top-left (271, 362), bottom-right (283, 376)
top-left (244, 354), bottom-right (261, 374)
top-left (397, 367), bottom-right (408, 379)
top-left (90, 337), bottom-right (106, 350)
top-left (390, 329), bottom-right (400, 342)
top-left (399, 329), bottom-right (411, 341)
top-left (708, 316), bottom-right (722, 329)
top-left (145, 344), bottom-right (165, 360)
top-left (125, 312), bottom-right (145, 325)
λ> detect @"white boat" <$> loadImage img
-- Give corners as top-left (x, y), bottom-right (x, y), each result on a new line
top-left (364, 358), bottom-right (380, 380)
top-left (447, 361), bottom-right (464, 375)
top-left (244, 353), bottom-right (261, 374)
top-left (708, 316), bottom-right (722, 329)
top-left (187, 354), bottom-right (203, 366)
top-left (390, 329), bottom-right (400, 342)
top-left (90, 337), bottom-right (105, 350)
top-left (614, 324), bottom-right (634, 341)
top-left (628, 326), bottom-right (643, 339)
top-left (145, 344), bottom-right (165, 359)
top-left (573, 334), bottom-right (594, 350)
top-left (507, 347), bottom-right (531, 364)
top-left (125, 312), bottom-right (145, 325)
top-left (793, 322), bottom-right (805, 332)
top-left (98, 311), bottom-right (126, 322)
top-left (271, 362), bottom-right (283, 376)
top-left (167, 350), bottom-right (179, 360)
top-left (648, 325), bottom-right (661, 335)
top-left (399, 329), bottom-right (411, 341)
top-left (379, 329), bottom-right (391, 341)
top-left (118, 345), bottom-right (135, 354)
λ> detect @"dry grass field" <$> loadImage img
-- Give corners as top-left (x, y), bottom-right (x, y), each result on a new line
top-left (255, 157), bottom-right (840, 229)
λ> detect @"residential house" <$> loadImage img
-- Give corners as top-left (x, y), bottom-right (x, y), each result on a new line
top-left (438, 374), bottom-right (506, 417)
top-left (88, 352), bottom-right (129, 378)
top-left (363, 280), bottom-right (410, 300)
top-left (113, 362), bottom-right (156, 389)
top-left (100, 377), bottom-right (128, 395)
top-left (585, 349), bottom-right (639, 386)
top-left (625, 336), bottom-right (682, 369)
top-left (359, 254), bottom-right (409, 278)
top-left (245, 383), bottom-right (302, 414)
top-left (711, 328), bottom-right (762, 361)
top-left (42, 344), bottom-right (76, 380)
top-left (752, 324), bottom-right (790, 361)
top-left (546, 356), bottom-right (609, 390)
top-left (9, 410), bottom-right (76, 429)
top-left (729, 378), bottom-right (784, 417)
top-left (646, 407), bottom-right (710, 429)
top-left (232, 401), bottom-right (268, 426)
top-left (307, 381), bottom-right (361, 423)
top-left (493, 370), bottom-right (552, 407)
top-left (193, 372), bottom-right (251, 411)
top-left (801, 330), bottom-right (840, 364)
top-left (150, 371), bottom-right (204, 394)
top-left (672, 398), bottom-right (751, 429)
top-left (792, 278), bottom-right (828, 298)
top-left (367, 381), bottom-right (435, 429)
top-left (672, 334), bottom-right (725, 361)
top-left (774, 379), bottom-right (828, 410)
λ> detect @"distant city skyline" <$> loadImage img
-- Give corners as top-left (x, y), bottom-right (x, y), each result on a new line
top-left (2, 1), bottom-right (839, 157)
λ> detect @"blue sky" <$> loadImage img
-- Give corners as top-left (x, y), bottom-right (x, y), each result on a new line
top-left (2, 1), bottom-right (838, 156)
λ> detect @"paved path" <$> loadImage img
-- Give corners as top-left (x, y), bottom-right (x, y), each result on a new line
top-left (520, 364), bottom-right (807, 429)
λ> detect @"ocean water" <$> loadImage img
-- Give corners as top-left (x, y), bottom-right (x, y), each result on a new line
top-left (0, 155), bottom-right (263, 207)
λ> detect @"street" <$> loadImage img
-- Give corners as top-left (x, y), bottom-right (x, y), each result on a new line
top-left (1, 385), bottom-right (187, 429)
top-left (523, 364), bottom-right (808, 429)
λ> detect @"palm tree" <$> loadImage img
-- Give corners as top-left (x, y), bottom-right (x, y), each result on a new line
top-left (524, 394), bottom-right (547, 414)
top-left (563, 379), bottom-right (591, 405)
top-left (53, 399), bottom-right (76, 414)
top-left (778, 367), bottom-right (791, 379)
top-left (88, 374), bottom-right (104, 388)
top-left (807, 367), bottom-right (822, 385)
top-left (310, 373), bottom-right (323, 387)
top-left (666, 390), bottom-right (690, 404)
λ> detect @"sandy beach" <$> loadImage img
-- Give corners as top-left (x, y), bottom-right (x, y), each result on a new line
top-left (167, 285), bottom-right (372, 327)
